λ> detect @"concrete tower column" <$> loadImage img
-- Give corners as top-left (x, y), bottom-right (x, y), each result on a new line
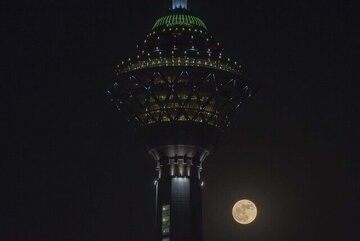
top-left (152, 145), bottom-right (205, 241)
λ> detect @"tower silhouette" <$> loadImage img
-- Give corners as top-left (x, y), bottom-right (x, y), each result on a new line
top-left (107, 1), bottom-right (251, 241)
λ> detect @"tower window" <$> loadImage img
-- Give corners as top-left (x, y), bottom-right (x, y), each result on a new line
top-left (162, 204), bottom-right (170, 236)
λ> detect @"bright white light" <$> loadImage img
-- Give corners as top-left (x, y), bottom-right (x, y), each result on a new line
top-left (172, 0), bottom-right (187, 9)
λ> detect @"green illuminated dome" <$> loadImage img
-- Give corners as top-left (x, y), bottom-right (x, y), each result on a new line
top-left (152, 11), bottom-right (208, 30)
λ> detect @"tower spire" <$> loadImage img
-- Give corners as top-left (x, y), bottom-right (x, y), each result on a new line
top-left (172, 0), bottom-right (188, 10)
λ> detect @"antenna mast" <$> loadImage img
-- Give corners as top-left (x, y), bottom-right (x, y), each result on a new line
top-left (172, 0), bottom-right (188, 10)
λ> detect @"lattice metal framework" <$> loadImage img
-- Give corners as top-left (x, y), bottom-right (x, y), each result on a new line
top-left (109, 67), bottom-right (250, 129)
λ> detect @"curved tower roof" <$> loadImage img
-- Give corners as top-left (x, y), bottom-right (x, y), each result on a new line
top-left (152, 11), bottom-right (208, 31)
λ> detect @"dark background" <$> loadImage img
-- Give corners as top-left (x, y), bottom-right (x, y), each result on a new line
top-left (2, 0), bottom-right (356, 241)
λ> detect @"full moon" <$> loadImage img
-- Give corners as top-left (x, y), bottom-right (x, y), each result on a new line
top-left (232, 199), bottom-right (257, 224)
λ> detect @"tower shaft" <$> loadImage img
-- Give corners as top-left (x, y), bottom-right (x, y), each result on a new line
top-left (153, 145), bottom-right (205, 241)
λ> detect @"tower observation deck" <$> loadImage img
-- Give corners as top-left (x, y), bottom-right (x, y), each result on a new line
top-left (107, 1), bottom-right (251, 241)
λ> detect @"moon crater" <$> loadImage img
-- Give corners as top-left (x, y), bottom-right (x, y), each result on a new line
top-left (232, 199), bottom-right (257, 224)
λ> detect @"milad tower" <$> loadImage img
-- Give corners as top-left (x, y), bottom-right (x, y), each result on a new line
top-left (107, 1), bottom-right (251, 241)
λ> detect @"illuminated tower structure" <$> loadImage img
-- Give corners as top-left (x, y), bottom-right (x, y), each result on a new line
top-left (107, 1), bottom-right (251, 241)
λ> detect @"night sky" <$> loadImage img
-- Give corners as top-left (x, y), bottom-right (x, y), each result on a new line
top-left (2, 0), bottom-right (356, 241)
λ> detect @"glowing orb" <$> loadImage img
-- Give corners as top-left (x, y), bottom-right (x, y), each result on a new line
top-left (232, 199), bottom-right (257, 224)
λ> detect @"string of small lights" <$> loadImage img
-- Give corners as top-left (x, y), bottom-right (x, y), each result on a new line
top-left (109, 6), bottom-right (250, 129)
top-left (117, 24), bottom-right (242, 74)
top-left (116, 56), bottom-right (241, 75)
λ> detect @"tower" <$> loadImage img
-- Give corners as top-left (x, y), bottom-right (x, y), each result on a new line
top-left (107, 1), bottom-right (251, 241)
